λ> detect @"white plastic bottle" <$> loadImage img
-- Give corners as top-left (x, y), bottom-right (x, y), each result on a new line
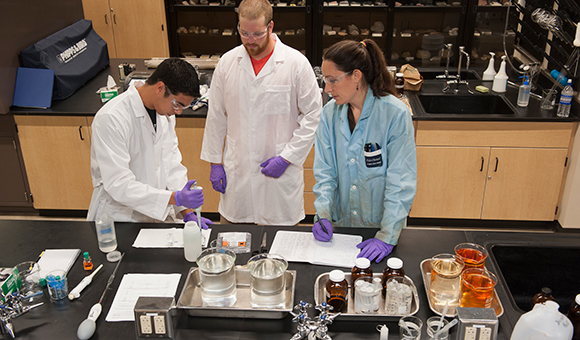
top-left (482, 52), bottom-right (497, 81)
top-left (517, 75), bottom-right (531, 107)
top-left (492, 55), bottom-right (508, 93)
top-left (557, 79), bottom-right (574, 118)
top-left (183, 221), bottom-right (202, 262)
top-left (510, 300), bottom-right (573, 340)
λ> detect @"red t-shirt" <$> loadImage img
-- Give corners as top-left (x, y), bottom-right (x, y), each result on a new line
top-left (250, 47), bottom-right (275, 75)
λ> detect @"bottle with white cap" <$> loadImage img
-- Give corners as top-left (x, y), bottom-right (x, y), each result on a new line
top-left (183, 221), bottom-right (202, 262)
top-left (382, 257), bottom-right (405, 297)
top-left (352, 257), bottom-right (373, 297)
top-left (510, 300), bottom-right (573, 340)
top-left (482, 52), bottom-right (497, 81)
top-left (326, 270), bottom-right (348, 313)
top-left (492, 55), bottom-right (509, 93)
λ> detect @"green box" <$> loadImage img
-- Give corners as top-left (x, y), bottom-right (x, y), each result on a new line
top-left (0, 267), bottom-right (21, 301)
top-left (100, 89), bottom-right (118, 103)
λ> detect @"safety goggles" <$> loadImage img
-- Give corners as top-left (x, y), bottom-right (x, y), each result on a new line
top-left (237, 21), bottom-right (271, 40)
top-left (167, 87), bottom-right (194, 111)
top-left (322, 71), bottom-right (352, 87)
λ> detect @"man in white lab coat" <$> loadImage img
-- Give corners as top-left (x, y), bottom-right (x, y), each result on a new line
top-left (88, 58), bottom-right (212, 226)
top-left (200, 0), bottom-right (323, 225)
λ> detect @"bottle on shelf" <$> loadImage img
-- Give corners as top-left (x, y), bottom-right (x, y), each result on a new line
top-left (395, 73), bottom-right (405, 98)
top-left (568, 294), bottom-right (580, 340)
top-left (326, 269), bottom-right (348, 313)
top-left (183, 221), bottom-right (202, 262)
top-left (83, 252), bottom-right (93, 271)
top-left (382, 257), bottom-right (405, 297)
top-left (517, 75), bottom-right (531, 107)
top-left (557, 79), bottom-right (574, 118)
top-left (351, 257), bottom-right (372, 297)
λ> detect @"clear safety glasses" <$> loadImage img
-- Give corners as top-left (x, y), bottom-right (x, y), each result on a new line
top-left (322, 71), bottom-right (352, 87)
top-left (167, 87), bottom-right (194, 111)
top-left (237, 21), bottom-right (271, 40)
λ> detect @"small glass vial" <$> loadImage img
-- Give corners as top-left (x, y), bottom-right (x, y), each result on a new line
top-left (351, 257), bottom-right (373, 297)
top-left (395, 73), bottom-right (405, 97)
top-left (83, 251), bottom-right (93, 271)
top-left (532, 287), bottom-right (555, 307)
top-left (382, 257), bottom-right (405, 297)
top-left (568, 294), bottom-right (580, 340)
top-left (326, 269), bottom-right (348, 313)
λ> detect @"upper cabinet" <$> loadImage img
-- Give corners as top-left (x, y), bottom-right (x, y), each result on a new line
top-left (82, 0), bottom-right (170, 58)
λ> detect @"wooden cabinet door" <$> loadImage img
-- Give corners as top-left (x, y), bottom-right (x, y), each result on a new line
top-left (175, 118), bottom-right (220, 213)
top-left (15, 116), bottom-right (93, 210)
top-left (109, 0), bottom-right (169, 58)
top-left (81, 0), bottom-right (117, 58)
top-left (410, 146), bottom-right (490, 219)
top-left (482, 148), bottom-right (568, 221)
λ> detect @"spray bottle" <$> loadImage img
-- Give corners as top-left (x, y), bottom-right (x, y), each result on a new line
top-left (517, 75), bottom-right (531, 107)
top-left (492, 55), bottom-right (508, 93)
top-left (482, 52), bottom-right (497, 81)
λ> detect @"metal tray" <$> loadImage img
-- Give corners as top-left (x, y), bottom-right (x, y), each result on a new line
top-left (420, 259), bottom-right (504, 317)
top-left (314, 272), bottom-right (420, 320)
top-left (177, 266), bottom-right (296, 319)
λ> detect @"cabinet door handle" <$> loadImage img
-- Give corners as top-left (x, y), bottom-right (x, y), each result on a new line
top-left (104, 14), bottom-right (108, 24)
top-left (79, 126), bottom-right (84, 141)
top-left (494, 157), bottom-right (498, 172)
top-left (306, 4), bottom-right (311, 13)
top-left (113, 13), bottom-right (117, 24)
top-left (480, 156), bottom-right (484, 171)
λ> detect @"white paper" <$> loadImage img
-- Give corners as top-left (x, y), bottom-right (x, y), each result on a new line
top-left (269, 231), bottom-right (362, 268)
top-left (132, 228), bottom-right (211, 248)
top-left (105, 273), bottom-right (181, 322)
top-left (37, 249), bottom-right (80, 278)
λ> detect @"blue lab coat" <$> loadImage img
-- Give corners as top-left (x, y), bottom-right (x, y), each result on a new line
top-left (313, 89), bottom-right (417, 245)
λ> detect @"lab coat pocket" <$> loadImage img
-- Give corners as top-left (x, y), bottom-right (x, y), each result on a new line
top-left (364, 149), bottom-right (383, 168)
top-left (223, 137), bottom-right (237, 181)
top-left (264, 85), bottom-right (291, 115)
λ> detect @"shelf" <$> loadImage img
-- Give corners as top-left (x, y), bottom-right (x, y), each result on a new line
top-left (322, 5), bottom-right (388, 12)
top-left (393, 4), bottom-right (463, 12)
top-left (475, 4), bottom-right (510, 12)
top-left (173, 4), bottom-right (236, 11)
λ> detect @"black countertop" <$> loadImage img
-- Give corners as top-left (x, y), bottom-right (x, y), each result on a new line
top-left (3, 220), bottom-right (579, 340)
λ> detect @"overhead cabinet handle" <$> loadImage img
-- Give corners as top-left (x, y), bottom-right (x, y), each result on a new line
top-left (79, 126), bottom-right (84, 141)
top-left (494, 157), bottom-right (499, 172)
top-left (104, 14), bottom-right (108, 24)
top-left (480, 157), bottom-right (484, 171)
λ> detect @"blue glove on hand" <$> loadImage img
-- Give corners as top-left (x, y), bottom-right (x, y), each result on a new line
top-left (174, 179), bottom-right (204, 209)
top-left (356, 238), bottom-right (395, 263)
top-left (210, 164), bottom-right (227, 193)
top-left (312, 218), bottom-right (333, 242)
top-left (260, 156), bottom-right (290, 178)
top-left (183, 211), bottom-right (214, 230)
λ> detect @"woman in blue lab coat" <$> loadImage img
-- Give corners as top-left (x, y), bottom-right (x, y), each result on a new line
top-left (312, 39), bottom-right (417, 263)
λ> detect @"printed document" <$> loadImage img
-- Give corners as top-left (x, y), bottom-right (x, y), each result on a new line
top-left (133, 228), bottom-right (211, 248)
top-left (269, 231), bottom-right (362, 268)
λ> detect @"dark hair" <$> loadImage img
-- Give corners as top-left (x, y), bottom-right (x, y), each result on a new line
top-left (146, 58), bottom-right (200, 98)
top-left (323, 39), bottom-right (396, 97)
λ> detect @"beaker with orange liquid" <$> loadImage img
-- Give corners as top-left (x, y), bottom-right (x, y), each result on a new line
top-left (459, 268), bottom-right (497, 308)
top-left (454, 243), bottom-right (488, 270)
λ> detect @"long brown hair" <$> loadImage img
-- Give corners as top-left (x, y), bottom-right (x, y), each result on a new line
top-left (323, 39), bottom-right (396, 97)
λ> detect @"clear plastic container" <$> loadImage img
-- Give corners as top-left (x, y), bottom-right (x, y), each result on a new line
top-left (95, 213), bottom-right (117, 253)
top-left (510, 301), bottom-right (573, 340)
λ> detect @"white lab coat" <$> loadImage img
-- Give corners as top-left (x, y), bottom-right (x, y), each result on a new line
top-left (87, 85), bottom-right (188, 222)
top-left (200, 35), bottom-right (322, 225)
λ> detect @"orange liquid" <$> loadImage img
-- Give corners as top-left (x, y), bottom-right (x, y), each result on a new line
top-left (455, 248), bottom-right (486, 269)
top-left (459, 272), bottom-right (495, 308)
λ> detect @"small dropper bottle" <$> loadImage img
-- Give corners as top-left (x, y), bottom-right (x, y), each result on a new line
top-left (83, 251), bottom-right (93, 271)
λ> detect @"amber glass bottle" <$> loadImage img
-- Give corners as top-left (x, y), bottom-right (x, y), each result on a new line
top-left (382, 257), bottom-right (405, 297)
top-left (351, 257), bottom-right (373, 297)
top-left (532, 287), bottom-right (555, 307)
top-left (326, 270), bottom-right (348, 313)
top-left (395, 73), bottom-right (405, 97)
top-left (568, 294), bottom-right (580, 340)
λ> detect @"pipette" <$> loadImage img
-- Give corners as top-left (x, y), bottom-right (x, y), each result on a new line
top-left (69, 264), bottom-right (103, 300)
top-left (192, 181), bottom-right (202, 228)
top-left (77, 253), bottom-right (124, 340)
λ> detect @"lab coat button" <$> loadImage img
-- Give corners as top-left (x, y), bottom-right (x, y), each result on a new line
top-left (352, 211), bottom-right (358, 215)
top-left (350, 158), bottom-right (355, 163)
top-left (352, 185), bottom-right (357, 190)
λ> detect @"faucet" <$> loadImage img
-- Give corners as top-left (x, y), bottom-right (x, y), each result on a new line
top-left (436, 44), bottom-right (456, 80)
top-left (289, 301), bottom-right (340, 340)
top-left (0, 292), bottom-right (44, 338)
top-left (443, 46), bottom-right (475, 94)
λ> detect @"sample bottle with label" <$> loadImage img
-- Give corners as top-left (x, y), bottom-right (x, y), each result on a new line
top-left (95, 213), bottom-right (118, 253)
top-left (568, 294), bottom-right (580, 340)
top-left (83, 251), bottom-right (93, 271)
top-left (395, 73), bottom-right (405, 97)
top-left (532, 287), bottom-right (555, 307)
top-left (382, 257), bottom-right (405, 297)
top-left (557, 79), bottom-right (574, 118)
top-left (351, 257), bottom-right (373, 297)
top-left (183, 221), bottom-right (202, 262)
top-left (517, 75), bottom-right (531, 107)
top-left (326, 269), bottom-right (348, 313)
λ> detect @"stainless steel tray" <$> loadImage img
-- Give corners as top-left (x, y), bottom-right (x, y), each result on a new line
top-left (177, 266), bottom-right (296, 319)
top-left (420, 259), bottom-right (504, 317)
top-left (314, 272), bottom-right (420, 320)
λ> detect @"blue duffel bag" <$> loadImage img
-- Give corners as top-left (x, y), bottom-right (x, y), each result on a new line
top-left (20, 19), bottom-right (109, 100)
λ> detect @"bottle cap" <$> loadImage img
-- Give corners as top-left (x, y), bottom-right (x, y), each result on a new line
top-left (107, 250), bottom-right (122, 262)
top-left (396, 72), bottom-right (404, 78)
top-left (83, 251), bottom-right (90, 260)
top-left (387, 257), bottom-right (403, 269)
top-left (541, 287), bottom-right (552, 295)
top-left (329, 269), bottom-right (345, 282)
top-left (576, 294), bottom-right (580, 305)
top-left (354, 257), bottom-right (371, 269)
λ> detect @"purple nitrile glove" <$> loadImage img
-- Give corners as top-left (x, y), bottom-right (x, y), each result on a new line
top-left (260, 156), bottom-right (290, 178)
top-left (174, 179), bottom-right (204, 209)
top-left (312, 218), bottom-right (333, 242)
top-left (183, 211), bottom-right (214, 230)
top-left (210, 164), bottom-right (227, 193)
top-left (356, 238), bottom-right (395, 263)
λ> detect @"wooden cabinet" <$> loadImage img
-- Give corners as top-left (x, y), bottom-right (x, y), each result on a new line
top-left (14, 116), bottom-right (93, 210)
top-left (82, 0), bottom-right (170, 58)
top-left (410, 121), bottom-right (574, 221)
top-left (0, 114), bottom-right (31, 208)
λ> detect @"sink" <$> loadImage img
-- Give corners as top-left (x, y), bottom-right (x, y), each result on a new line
top-left (418, 94), bottom-right (515, 115)
top-left (419, 70), bottom-right (480, 80)
top-left (489, 244), bottom-right (580, 313)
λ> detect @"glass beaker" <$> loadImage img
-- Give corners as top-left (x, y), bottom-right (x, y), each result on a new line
top-left (429, 254), bottom-right (464, 312)
top-left (354, 276), bottom-right (381, 314)
top-left (196, 247), bottom-right (237, 307)
top-left (426, 316), bottom-right (450, 340)
top-left (541, 89), bottom-right (558, 110)
top-left (385, 276), bottom-right (414, 316)
top-left (46, 269), bottom-right (68, 301)
top-left (399, 315), bottom-right (423, 340)
top-left (454, 243), bottom-right (488, 270)
top-left (247, 253), bottom-right (287, 308)
top-left (459, 268), bottom-right (497, 308)
top-left (14, 261), bottom-right (42, 301)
